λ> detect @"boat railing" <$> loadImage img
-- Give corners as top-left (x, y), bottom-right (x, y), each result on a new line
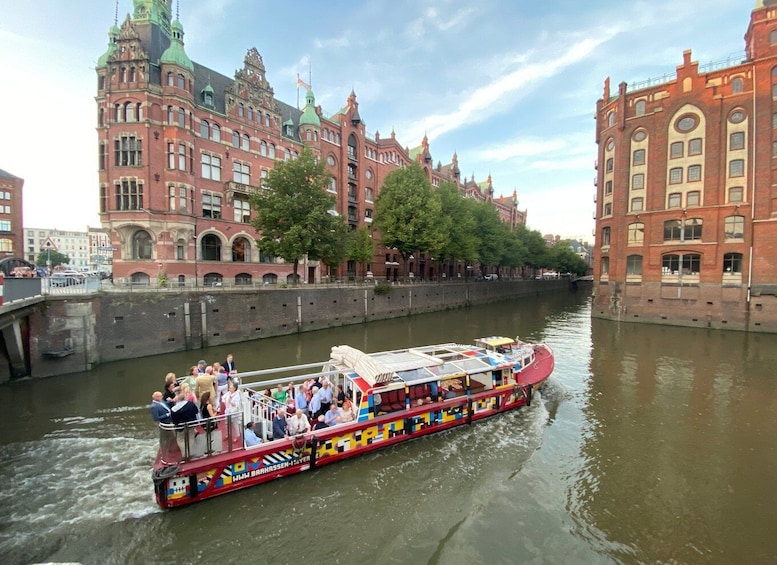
top-left (158, 412), bottom-right (244, 463)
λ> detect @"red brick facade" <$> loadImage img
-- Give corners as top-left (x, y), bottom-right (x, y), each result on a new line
top-left (0, 169), bottom-right (24, 260)
top-left (592, 2), bottom-right (777, 332)
top-left (96, 2), bottom-right (525, 286)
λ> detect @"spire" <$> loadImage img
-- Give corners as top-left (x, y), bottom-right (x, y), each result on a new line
top-left (97, 23), bottom-right (120, 67)
top-left (160, 14), bottom-right (193, 72)
top-left (299, 87), bottom-right (321, 128)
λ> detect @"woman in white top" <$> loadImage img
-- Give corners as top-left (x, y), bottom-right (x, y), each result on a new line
top-left (222, 379), bottom-right (242, 442)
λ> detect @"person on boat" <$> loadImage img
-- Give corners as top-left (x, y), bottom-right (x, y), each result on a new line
top-left (223, 354), bottom-right (237, 375)
top-left (150, 391), bottom-right (176, 462)
top-left (312, 414), bottom-right (328, 431)
top-left (216, 367), bottom-right (229, 410)
top-left (272, 384), bottom-right (287, 406)
top-left (324, 404), bottom-right (340, 427)
top-left (199, 391), bottom-right (217, 432)
top-left (340, 398), bottom-right (356, 423)
top-left (162, 373), bottom-right (177, 405)
top-left (223, 379), bottom-right (243, 441)
top-left (180, 382), bottom-right (197, 404)
top-left (197, 359), bottom-right (207, 374)
top-left (244, 422), bottom-right (261, 447)
top-left (285, 382), bottom-right (295, 401)
top-left (319, 381), bottom-right (333, 414)
top-left (288, 409), bottom-right (311, 435)
top-left (195, 368), bottom-right (217, 410)
top-left (182, 366), bottom-right (198, 393)
top-left (444, 386), bottom-right (457, 400)
top-left (295, 384), bottom-right (308, 414)
top-left (335, 384), bottom-right (346, 408)
top-left (308, 387), bottom-right (323, 419)
top-left (272, 410), bottom-right (289, 440)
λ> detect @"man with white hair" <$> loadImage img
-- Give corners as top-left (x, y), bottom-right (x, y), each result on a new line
top-left (288, 409), bottom-right (311, 435)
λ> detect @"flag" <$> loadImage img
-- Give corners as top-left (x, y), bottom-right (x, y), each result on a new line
top-left (296, 74), bottom-right (311, 91)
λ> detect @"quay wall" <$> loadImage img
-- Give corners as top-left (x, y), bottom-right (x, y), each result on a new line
top-left (28, 280), bottom-right (571, 378)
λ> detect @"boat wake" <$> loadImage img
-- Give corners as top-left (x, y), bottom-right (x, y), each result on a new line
top-left (0, 408), bottom-right (160, 563)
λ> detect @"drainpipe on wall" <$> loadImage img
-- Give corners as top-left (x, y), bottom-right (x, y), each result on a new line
top-left (746, 65), bottom-right (757, 304)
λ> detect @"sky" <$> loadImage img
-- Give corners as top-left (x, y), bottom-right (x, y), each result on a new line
top-left (0, 0), bottom-right (749, 242)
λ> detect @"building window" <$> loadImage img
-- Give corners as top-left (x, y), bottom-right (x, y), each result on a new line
top-left (0, 220), bottom-right (11, 232)
top-left (99, 143), bottom-right (106, 171)
top-left (670, 142), bottom-right (684, 159)
top-left (632, 173), bottom-right (644, 190)
top-left (729, 159), bottom-right (744, 177)
top-left (238, 103), bottom-right (244, 117)
top-left (632, 149), bottom-right (645, 166)
top-left (686, 191), bottom-right (700, 206)
top-left (626, 255), bottom-right (642, 275)
top-left (600, 256), bottom-right (609, 275)
top-left (688, 138), bottom-right (702, 156)
top-left (100, 185), bottom-right (107, 213)
top-left (687, 165), bottom-right (702, 182)
top-left (200, 120), bottom-right (209, 138)
top-left (167, 72), bottom-right (174, 86)
top-left (601, 226), bottom-right (611, 246)
top-left (234, 197), bottom-right (251, 223)
top-left (723, 252), bottom-right (743, 275)
top-left (605, 180), bottom-right (612, 195)
top-left (260, 141), bottom-right (267, 156)
top-left (233, 161), bottom-right (250, 184)
top-left (676, 115), bottom-right (698, 132)
top-left (177, 107), bottom-right (185, 127)
top-left (167, 143), bottom-right (175, 169)
top-left (242, 134), bottom-right (250, 151)
top-left (232, 131), bottom-right (240, 148)
top-left (635, 100), bottom-right (646, 116)
top-left (664, 220), bottom-right (682, 241)
top-left (633, 130), bottom-right (647, 142)
top-left (631, 197), bottom-right (643, 212)
top-left (201, 235), bottom-right (221, 261)
top-left (669, 167), bottom-right (683, 184)
top-left (365, 187), bottom-right (374, 202)
top-left (728, 186), bottom-right (744, 202)
top-left (178, 143), bottom-right (186, 171)
top-left (607, 112), bottom-right (614, 127)
top-left (269, 144), bottom-right (276, 159)
top-left (725, 215), bottom-right (745, 240)
top-left (606, 158), bottom-right (613, 172)
top-left (212, 124), bottom-right (221, 142)
top-left (247, 107), bottom-right (253, 121)
top-left (202, 193), bottom-right (222, 219)
top-left (232, 237), bottom-right (250, 263)
top-left (114, 135), bottom-right (142, 167)
top-left (730, 132), bottom-right (745, 151)
top-left (132, 230), bottom-right (152, 259)
top-left (731, 77), bottom-right (743, 94)
top-left (685, 218), bottom-right (703, 240)
top-left (603, 202), bottom-right (612, 216)
top-left (663, 253), bottom-right (700, 276)
top-left (177, 73), bottom-right (185, 89)
top-left (628, 222), bottom-right (644, 245)
top-left (201, 154), bottom-right (222, 181)
top-left (115, 180), bottom-right (143, 210)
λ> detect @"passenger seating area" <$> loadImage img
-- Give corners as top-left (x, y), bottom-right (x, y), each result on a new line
top-left (469, 380), bottom-right (488, 393)
top-left (379, 388), bottom-right (407, 412)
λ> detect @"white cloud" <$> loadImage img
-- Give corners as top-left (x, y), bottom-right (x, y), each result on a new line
top-left (313, 33), bottom-right (350, 49)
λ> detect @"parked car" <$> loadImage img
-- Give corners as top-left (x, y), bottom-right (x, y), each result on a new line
top-left (484, 274), bottom-right (499, 281)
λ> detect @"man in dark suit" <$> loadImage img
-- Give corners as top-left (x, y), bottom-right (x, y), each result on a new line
top-left (150, 391), bottom-right (175, 462)
top-left (223, 353), bottom-right (237, 375)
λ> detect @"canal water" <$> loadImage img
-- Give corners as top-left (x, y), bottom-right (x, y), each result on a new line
top-left (1, 289), bottom-right (776, 564)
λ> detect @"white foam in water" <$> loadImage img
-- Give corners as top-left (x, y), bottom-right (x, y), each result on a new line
top-left (0, 418), bottom-right (161, 557)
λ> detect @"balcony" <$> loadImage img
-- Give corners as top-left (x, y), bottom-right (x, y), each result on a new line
top-left (224, 180), bottom-right (261, 205)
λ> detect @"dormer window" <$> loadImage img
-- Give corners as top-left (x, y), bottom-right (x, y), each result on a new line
top-left (285, 124), bottom-right (294, 137)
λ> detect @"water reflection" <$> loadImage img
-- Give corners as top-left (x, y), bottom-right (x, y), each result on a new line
top-left (576, 320), bottom-right (777, 563)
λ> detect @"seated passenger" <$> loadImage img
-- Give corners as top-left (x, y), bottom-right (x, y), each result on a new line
top-left (340, 398), bottom-right (356, 423)
top-left (244, 422), bottom-right (262, 447)
top-left (272, 411), bottom-right (288, 440)
top-left (324, 404), bottom-right (340, 427)
top-left (288, 409), bottom-right (311, 435)
top-left (312, 414), bottom-right (328, 431)
top-left (444, 386), bottom-right (457, 400)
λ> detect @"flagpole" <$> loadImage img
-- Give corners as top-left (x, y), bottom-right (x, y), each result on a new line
top-left (296, 73), bottom-right (300, 110)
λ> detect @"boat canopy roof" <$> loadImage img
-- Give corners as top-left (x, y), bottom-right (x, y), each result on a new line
top-left (475, 336), bottom-right (517, 347)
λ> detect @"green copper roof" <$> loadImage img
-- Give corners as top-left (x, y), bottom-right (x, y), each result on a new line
top-left (160, 19), bottom-right (193, 72)
top-left (299, 88), bottom-right (321, 127)
top-left (202, 82), bottom-right (214, 93)
top-left (96, 25), bottom-right (119, 67)
top-left (133, 0), bottom-right (172, 37)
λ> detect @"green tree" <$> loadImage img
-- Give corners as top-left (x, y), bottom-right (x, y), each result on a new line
top-left (434, 181), bottom-right (478, 275)
top-left (374, 162), bottom-right (444, 273)
top-left (249, 147), bottom-right (344, 282)
top-left (348, 225), bottom-right (375, 278)
top-left (515, 224), bottom-right (548, 273)
top-left (548, 241), bottom-right (589, 275)
top-left (36, 250), bottom-right (71, 269)
top-left (319, 220), bottom-right (351, 280)
top-left (471, 201), bottom-right (504, 273)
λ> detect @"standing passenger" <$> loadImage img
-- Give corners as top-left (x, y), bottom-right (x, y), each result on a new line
top-left (223, 354), bottom-right (237, 375)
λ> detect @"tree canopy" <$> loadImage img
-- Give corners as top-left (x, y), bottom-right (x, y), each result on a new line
top-left (249, 147), bottom-right (347, 282)
top-left (36, 250), bottom-right (70, 269)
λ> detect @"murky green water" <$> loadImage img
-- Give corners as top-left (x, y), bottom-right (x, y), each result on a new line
top-left (1, 289), bottom-right (776, 564)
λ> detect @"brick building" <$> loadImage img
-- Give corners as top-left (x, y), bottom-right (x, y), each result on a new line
top-left (0, 168), bottom-right (24, 260)
top-left (592, 1), bottom-right (777, 332)
top-left (96, 0), bottom-right (526, 286)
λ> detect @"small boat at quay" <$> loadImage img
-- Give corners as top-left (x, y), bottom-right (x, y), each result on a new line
top-left (152, 336), bottom-right (555, 509)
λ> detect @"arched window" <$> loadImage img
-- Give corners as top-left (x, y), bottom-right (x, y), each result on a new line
top-left (232, 237), bottom-right (250, 262)
top-left (260, 141), bottom-right (267, 156)
top-left (241, 134), bottom-right (250, 151)
top-left (238, 103), bottom-right (244, 117)
top-left (99, 108), bottom-right (104, 126)
top-left (626, 255), bottom-right (642, 276)
top-left (177, 73), bottom-right (185, 89)
top-left (635, 100), bottom-right (646, 116)
top-left (201, 234), bottom-right (221, 261)
top-left (125, 102), bottom-right (135, 122)
top-left (247, 106), bottom-right (253, 121)
top-left (120, 67), bottom-right (127, 82)
top-left (262, 273), bottom-right (277, 284)
top-left (627, 222), bottom-right (644, 245)
top-left (601, 226), bottom-right (611, 246)
top-left (167, 105), bottom-right (173, 124)
top-left (203, 273), bottom-right (223, 287)
top-left (348, 134), bottom-right (358, 160)
top-left (136, 103), bottom-right (143, 121)
top-left (269, 144), bottom-right (276, 159)
top-left (200, 120), bottom-right (209, 138)
top-left (115, 103), bottom-right (122, 122)
top-left (167, 71), bottom-right (174, 86)
top-left (723, 252), bottom-right (743, 274)
top-left (132, 230), bottom-right (153, 260)
top-left (232, 131), bottom-right (240, 148)
top-left (212, 124), bottom-right (221, 142)
top-left (724, 215), bottom-right (745, 240)
top-left (130, 272), bottom-right (150, 284)
top-left (732, 77), bottom-right (743, 94)
top-left (129, 67), bottom-right (136, 82)
top-left (235, 273), bottom-right (252, 286)
top-left (607, 111), bottom-right (615, 126)
top-left (265, 114), bottom-right (270, 127)
top-left (284, 148), bottom-right (291, 161)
